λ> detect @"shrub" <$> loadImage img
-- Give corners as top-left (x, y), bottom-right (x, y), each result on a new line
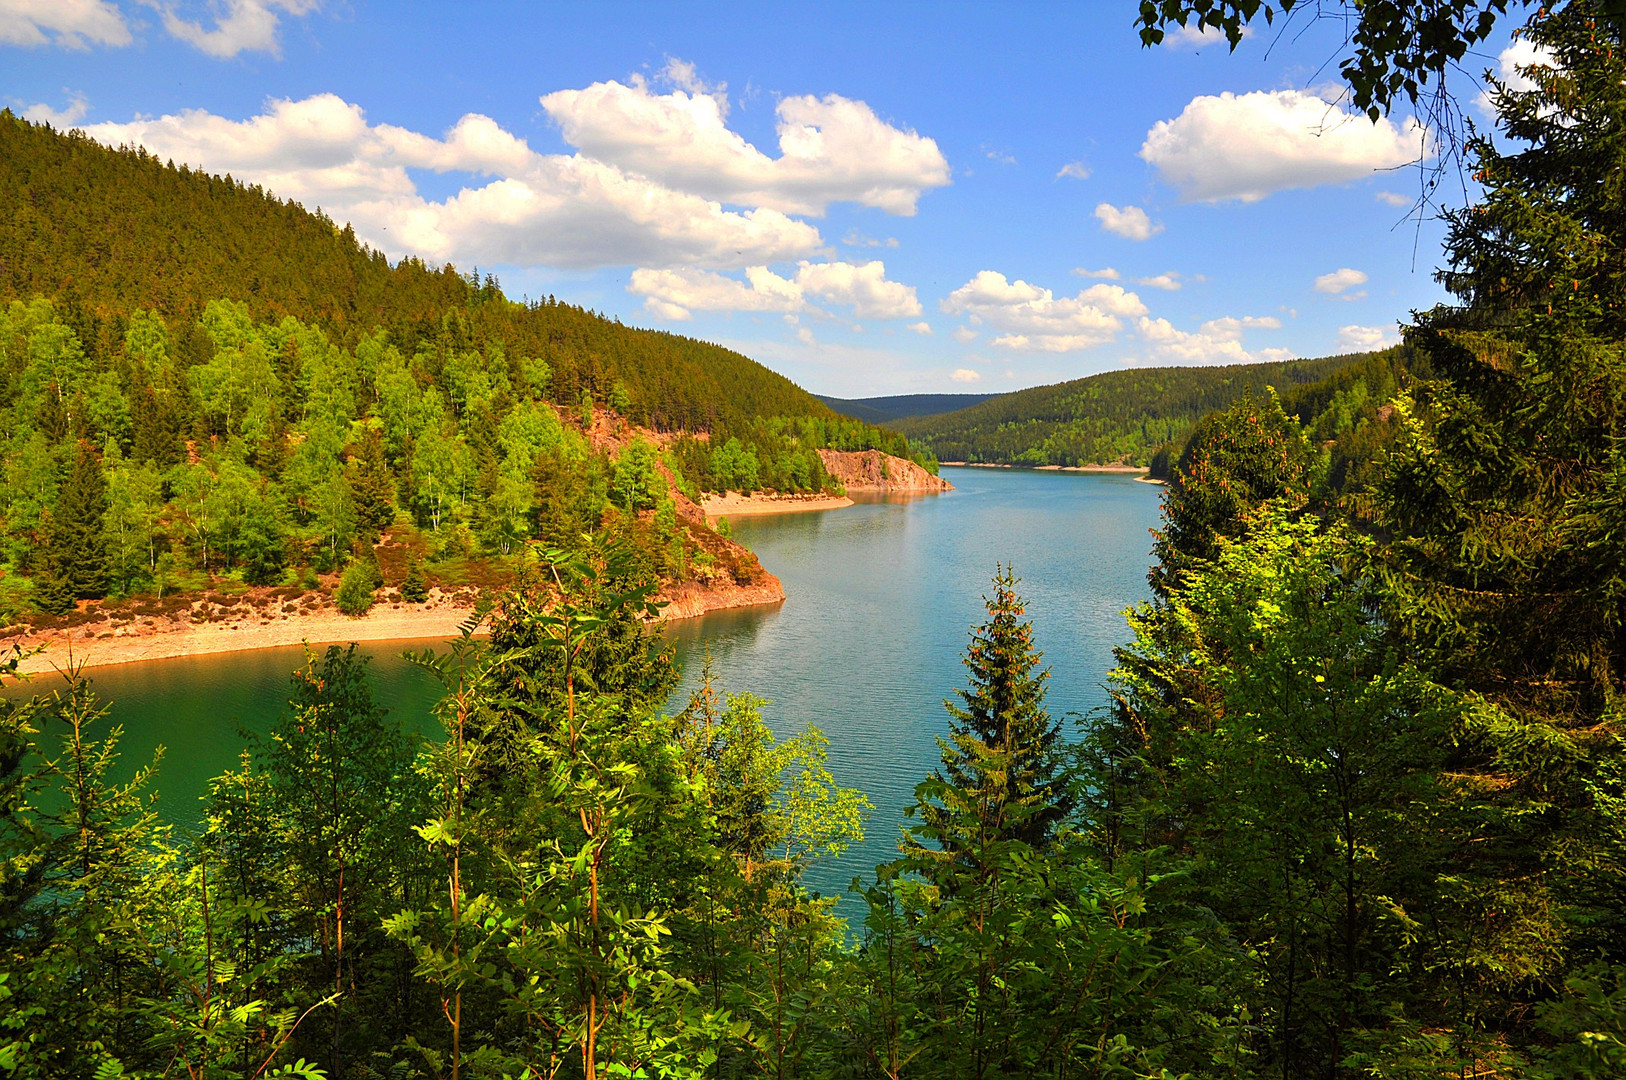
top-left (335, 561), bottom-right (377, 616)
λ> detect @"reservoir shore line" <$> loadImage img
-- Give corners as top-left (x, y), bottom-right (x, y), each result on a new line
top-left (4, 572), bottom-right (790, 677)
top-left (3, 449), bottom-right (954, 677)
top-left (939, 461), bottom-right (1165, 485)
top-left (940, 461), bottom-right (1148, 473)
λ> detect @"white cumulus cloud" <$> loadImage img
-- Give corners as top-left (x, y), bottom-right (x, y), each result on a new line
top-left (1135, 314), bottom-right (1286, 366)
top-left (907, 321), bottom-right (932, 335)
top-left (1375, 190), bottom-right (1412, 207)
top-left (0, 0), bottom-right (130, 48)
top-left (22, 91), bottom-right (90, 127)
top-left (157, 0), bottom-right (319, 59)
top-left (628, 267), bottom-right (804, 321)
top-left (940, 270), bottom-right (1148, 353)
top-left (628, 259), bottom-right (919, 321)
top-left (1057, 161), bottom-right (1090, 179)
top-left (1314, 267), bottom-right (1368, 295)
top-left (1072, 267), bottom-right (1120, 280)
top-left (78, 92), bottom-right (825, 270)
top-left (1136, 272), bottom-right (1182, 291)
top-left (1478, 39), bottom-right (1557, 115)
top-left (1095, 203), bottom-right (1163, 241)
top-left (1336, 324), bottom-right (1395, 351)
top-left (539, 72), bottom-right (949, 216)
top-left (952, 326), bottom-right (979, 344)
top-left (797, 259), bottom-right (921, 319)
top-left (950, 368), bottom-right (981, 382)
top-left (1141, 89), bottom-right (1424, 202)
top-left (1159, 21), bottom-right (1249, 49)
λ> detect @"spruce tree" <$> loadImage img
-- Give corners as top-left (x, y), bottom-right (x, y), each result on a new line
top-left (401, 552), bottom-right (428, 603)
top-left (346, 424), bottom-right (396, 540)
top-left (1151, 389), bottom-right (1314, 597)
top-left (1366, 0), bottom-right (1626, 1047)
top-left (920, 567), bottom-right (1068, 858)
top-left (35, 442), bottom-right (110, 612)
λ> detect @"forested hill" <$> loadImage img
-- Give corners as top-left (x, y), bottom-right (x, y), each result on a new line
top-left (894, 352), bottom-right (1380, 467)
top-left (816, 392), bottom-right (1000, 424)
top-left (0, 111), bottom-right (935, 622)
top-left (0, 110), bottom-right (831, 433)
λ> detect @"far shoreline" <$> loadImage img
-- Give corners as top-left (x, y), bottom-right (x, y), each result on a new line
top-left (940, 461), bottom-right (1150, 475)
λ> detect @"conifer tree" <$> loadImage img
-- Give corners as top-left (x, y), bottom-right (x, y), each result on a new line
top-left (920, 567), bottom-right (1068, 858)
top-left (401, 552), bottom-right (428, 603)
top-left (347, 424), bottom-right (396, 540)
top-left (1376, 0), bottom-right (1626, 974)
top-left (34, 442), bottom-right (110, 612)
top-left (1151, 389), bottom-right (1313, 597)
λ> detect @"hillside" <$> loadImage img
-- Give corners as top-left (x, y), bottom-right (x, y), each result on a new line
top-left (0, 112), bottom-right (936, 624)
top-left (894, 353), bottom-right (1379, 467)
top-left (0, 110), bottom-right (841, 435)
top-left (816, 392), bottom-right (1000, 424)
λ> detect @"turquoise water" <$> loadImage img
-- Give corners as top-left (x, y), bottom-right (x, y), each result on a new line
top-left (10, 467), bottom-right (1164, 899)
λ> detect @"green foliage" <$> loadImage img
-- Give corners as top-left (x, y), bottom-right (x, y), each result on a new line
top-left (611, 438), bottom-right (665, 512)
top-left (334, 559), bottom-right (376, 616)
top-left (1133, 0), bottom-right (1537, 121)
top-left (919, 568), bottom-right (1069, 857)
top-left (1152, 388), bottom-right (1315, 595)
top-left (1107, 507), bottom-right (1504, 1072)
top-left (401, 552), bottom-right (428, 603)
top-left (33, 441), bottom-right (110, 612)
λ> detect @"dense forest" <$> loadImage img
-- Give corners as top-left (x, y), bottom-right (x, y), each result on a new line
top-left (0, 112), bottom-right (932, 622)
top-left (3, 3), bottom-right (1625, 1077)
top-left (892, 352), bottom-right (1374, 468)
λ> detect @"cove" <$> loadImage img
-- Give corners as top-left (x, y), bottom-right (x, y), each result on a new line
top-left (9, 467), bottom-right (1164, 900)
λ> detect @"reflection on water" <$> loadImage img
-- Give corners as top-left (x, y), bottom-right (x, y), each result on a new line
top-left (7, 640), bottom-right (448, 829)
top-left (6, 467), bottom-right (1164, 901)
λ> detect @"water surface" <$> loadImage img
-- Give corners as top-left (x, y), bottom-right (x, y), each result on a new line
top-left (11, 467), bottom-right (1164, 899)
top-left (668, 467), bottom-right (1163, 893)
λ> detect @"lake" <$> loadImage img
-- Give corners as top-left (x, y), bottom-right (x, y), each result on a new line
top-left (11, 467), bottom-right (1165, 899)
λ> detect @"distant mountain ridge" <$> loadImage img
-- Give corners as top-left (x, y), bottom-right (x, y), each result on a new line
top-left (817, 392), bottom-right (1001, 425)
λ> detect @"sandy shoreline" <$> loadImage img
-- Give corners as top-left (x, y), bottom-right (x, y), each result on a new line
top-left (702, 491), bottom-right (855, 518)
top-left (4, 573), bottom-right (786, 677)
top-left (7, 596), bottom-right (480, 676)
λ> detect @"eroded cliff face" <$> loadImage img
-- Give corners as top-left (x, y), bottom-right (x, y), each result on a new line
top-left (584, 407), bottom-right (786, 615)
top-left (816, 449), bottom-right (953, 492)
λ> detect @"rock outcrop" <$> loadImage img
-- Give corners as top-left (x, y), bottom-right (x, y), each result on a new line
top-left (816, 449), bottom-right (953, 493)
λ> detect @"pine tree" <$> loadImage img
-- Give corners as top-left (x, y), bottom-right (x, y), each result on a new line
top-left (34, 442), bottom-right (110, 612)
top-left (401, 552), bottom-right (428, 603)
top-left (347, 424), bottom-right (396, 540)
top-left (920, 567), bottom-right (1069, 858)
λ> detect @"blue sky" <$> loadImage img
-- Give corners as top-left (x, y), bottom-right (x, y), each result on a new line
top-left (4, 1), bottom-right (1519, 397)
